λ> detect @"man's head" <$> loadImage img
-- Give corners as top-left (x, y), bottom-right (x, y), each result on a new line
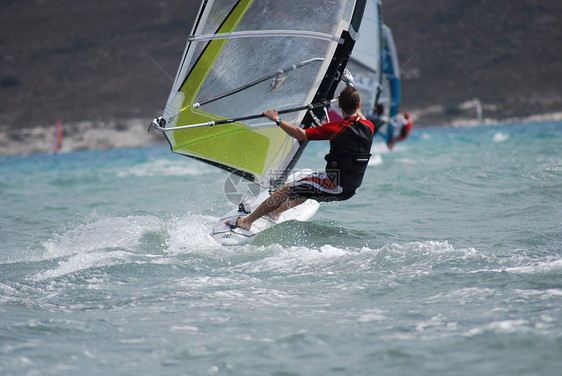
top-left (338, 86), bottom-right (360, 115)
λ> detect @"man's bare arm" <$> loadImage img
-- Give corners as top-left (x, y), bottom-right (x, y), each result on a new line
top-left (263, 109), bottom-right (308, 141)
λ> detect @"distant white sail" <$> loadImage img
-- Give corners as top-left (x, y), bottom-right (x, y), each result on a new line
top-left (346, 0), bottom-right (382, 116)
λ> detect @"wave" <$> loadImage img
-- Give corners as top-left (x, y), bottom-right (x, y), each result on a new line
top-left (116, 159), bottom-right (214, 177)
top-left (16, 209), bottom-right (559, 284)
top-left (493, 131), bottom-right (509, 142)
top-left (470, 258), bottom-right (562, 275)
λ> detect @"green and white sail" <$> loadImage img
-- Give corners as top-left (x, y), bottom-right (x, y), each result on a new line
top-left (155, 0), bottom-right (367, 188)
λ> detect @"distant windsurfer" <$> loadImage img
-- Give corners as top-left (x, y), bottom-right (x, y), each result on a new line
top-left (228, 72), bottom-right (374, 231)
top-left (387, 112), bottom-right (412, 149)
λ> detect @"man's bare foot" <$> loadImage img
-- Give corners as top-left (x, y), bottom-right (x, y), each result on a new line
top-left (236, 217), bottom-right (252, 230)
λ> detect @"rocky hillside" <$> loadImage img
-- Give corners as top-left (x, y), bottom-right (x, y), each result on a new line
top-left (1, 0), bottom-right (561, 134)
top-left (383, 0), bottom-right (562, 124)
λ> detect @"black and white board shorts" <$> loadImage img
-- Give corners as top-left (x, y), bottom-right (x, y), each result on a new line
top-left (289, 172), bottom-right (356, 202)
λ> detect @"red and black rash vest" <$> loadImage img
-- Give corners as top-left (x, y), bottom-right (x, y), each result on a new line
top-left (306, 117), bottom-right (375, 189)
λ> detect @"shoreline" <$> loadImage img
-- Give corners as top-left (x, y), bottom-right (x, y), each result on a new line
top-left (0, 119), bottom-right (167, 157)
top-left (1, 111), bottom-right (560, 157)
top-left (448, 111), bottom-right (562, 128)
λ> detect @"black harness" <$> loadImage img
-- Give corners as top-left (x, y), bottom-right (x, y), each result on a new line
top-left (324, 118), bottom-right (374, 190)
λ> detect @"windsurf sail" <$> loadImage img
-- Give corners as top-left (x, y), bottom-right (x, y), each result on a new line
top-left (151, 0), bottom-right (367, 188)
top-left (344, 0), bottom-right (382, 117)
top-left (52, 120), bottom-right (63, 154)
top-left (325, 0), bottom-right (400, 120)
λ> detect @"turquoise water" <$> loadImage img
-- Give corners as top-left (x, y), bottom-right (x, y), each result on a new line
top-left (1, 121), bottom-right (561, 375)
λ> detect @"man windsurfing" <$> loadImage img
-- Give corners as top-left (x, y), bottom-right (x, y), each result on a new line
top-left (387, 112), bottom-right (413, 149)
top-left (228, 72), bottom-right (374, 231)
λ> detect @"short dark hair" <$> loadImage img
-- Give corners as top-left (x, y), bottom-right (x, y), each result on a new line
top-left (339, 86), bottom-right (360, 114)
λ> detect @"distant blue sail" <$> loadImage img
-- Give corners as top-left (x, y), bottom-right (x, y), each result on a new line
top-left (381, 24), bottom-right (401, 117)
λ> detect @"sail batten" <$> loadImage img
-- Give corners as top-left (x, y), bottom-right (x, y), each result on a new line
top-left (158, 0), bottom-right (367, 187)
top-left (188, 30), bottom-right (344, 44)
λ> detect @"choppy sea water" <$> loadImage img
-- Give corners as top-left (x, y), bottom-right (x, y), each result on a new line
top-left (1, 121), bottom-right (561, 375)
